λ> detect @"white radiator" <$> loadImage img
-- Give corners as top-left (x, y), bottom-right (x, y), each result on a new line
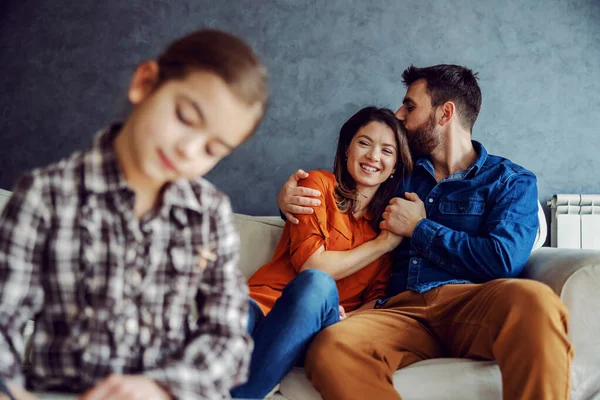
top-left (548, 194), bottom-right (600, 250)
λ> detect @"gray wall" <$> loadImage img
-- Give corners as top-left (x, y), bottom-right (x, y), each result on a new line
top-left (1, 0), bottom-right (599, 217)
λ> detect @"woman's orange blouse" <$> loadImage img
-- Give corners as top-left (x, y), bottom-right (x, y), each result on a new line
top-left (248, 170), bottom-right (391, 315)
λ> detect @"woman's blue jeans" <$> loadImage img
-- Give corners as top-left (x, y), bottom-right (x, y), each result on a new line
top-left (231, 269), bottom-right (340, 399)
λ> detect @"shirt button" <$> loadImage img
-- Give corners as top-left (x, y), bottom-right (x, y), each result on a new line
top-left (140, 327), bottom-right (151, 346)
top-left (125, 318), bottom-right (139, 335)
top-left (126, 248), bottom-right (136, 263)
top-left (357, 232), bottom-right (362, 236)
top-left (141, 309), bottom-right (153, 325)
top-left (428, 198), bottom-right (434, 203)
top-left (169, 315), bottom-right (182, 330)
top-left (84, 306), bottom-right (94, 318)
top-left (128, 271), bottom-right (142, 286)
top-left (78, 333), bottom-right (90, 347)
top-left (412, 260), bottom-right (418, 265)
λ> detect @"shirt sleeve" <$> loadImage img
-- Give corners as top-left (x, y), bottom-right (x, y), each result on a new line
top-left (361, 255), bottom-right (392, 303)
top-left (288, 172), bottom-right (331, 272)
top-left (145, 196), bottom-right (252, 400)
top-left (411, 171), bottom-right (539, 281)
top-left (0, 173), bottom-right (47, 383)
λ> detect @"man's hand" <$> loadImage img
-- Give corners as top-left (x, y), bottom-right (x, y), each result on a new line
top-left (276, 169), bottom-right (321, 224)
top-left (79, 375), bottom-right (172, 400)
top-left (380, 192), bottom-right (426, 237)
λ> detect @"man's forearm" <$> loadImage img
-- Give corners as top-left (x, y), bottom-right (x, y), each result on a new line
top-left (412, 219), bottom-right (536, 281)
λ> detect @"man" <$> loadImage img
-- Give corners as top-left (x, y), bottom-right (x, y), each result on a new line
top-left (277, 64), bottom-right (572, 400)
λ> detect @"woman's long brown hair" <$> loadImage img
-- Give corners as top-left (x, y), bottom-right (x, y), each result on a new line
top-left (333, 106), bottom-right (413, 230)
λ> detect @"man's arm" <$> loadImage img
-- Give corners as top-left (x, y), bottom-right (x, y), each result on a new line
top-left (277, 169), bottom-right (321, 224)
top-left (298, 235), bottom-right (400, 281)
top-left (286, 171), bottom-right (402, 280)
top-left (382, 173), bottom-right (539, 281)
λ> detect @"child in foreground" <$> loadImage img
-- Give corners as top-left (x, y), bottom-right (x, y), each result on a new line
top-left (0, 29), bottom-right (268, 400)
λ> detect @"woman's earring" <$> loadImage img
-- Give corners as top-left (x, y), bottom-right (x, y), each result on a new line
top-left (390, 174), bottom-right (394, 179)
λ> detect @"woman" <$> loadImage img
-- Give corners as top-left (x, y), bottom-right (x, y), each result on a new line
top-left (232, 106), bottom-right (413, 398)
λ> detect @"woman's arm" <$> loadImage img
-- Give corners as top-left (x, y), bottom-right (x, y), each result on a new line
top-left (286, 171), bottom-right (402, 281)
top-left (299, 229), bottom-right (401, 280)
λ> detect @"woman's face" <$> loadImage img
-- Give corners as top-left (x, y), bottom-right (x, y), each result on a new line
top-left (346, 121), bottom-right (398, 190)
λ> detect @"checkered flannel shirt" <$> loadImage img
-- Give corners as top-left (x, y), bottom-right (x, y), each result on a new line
top-left (0, 126), bottom-right (251, 399)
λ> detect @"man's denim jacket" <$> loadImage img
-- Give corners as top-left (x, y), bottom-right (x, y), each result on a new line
top-left (382, 141), bottom-right (539, 300)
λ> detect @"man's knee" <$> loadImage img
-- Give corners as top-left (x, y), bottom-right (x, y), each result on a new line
top-left (305, 322), bottom-right (358, 372)
top-left (495, 279), bottom-right (568, 331)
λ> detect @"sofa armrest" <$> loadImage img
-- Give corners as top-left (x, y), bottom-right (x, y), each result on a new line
top-left (522, 247), bottom-right (600, 295)
top-left (522, 247), bottom-right (600, 399)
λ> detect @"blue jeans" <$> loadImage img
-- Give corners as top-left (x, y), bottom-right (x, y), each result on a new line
top-left (231, 269), bottom-right (340, 399)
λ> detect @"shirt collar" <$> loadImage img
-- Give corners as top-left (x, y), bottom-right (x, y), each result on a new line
top-left (82, 124), bottom-right (129, 194)
top-left (414, 140), bottom-right (488, 180)
top-left (470, 141), bottom-right (488, 175)
top-left (162, 179), bottom-right (204, 214)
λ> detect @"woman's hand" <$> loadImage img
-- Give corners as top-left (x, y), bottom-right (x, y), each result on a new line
top-left (339, 305), bottom-right (347, 320)
top-left (377, 229), bottom-right (404, 252)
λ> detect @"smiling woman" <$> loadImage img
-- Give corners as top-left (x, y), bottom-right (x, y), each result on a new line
top-left (334, 107), bottom-right (413, 228)
top-left (231, 106), bottom-right (413, 399)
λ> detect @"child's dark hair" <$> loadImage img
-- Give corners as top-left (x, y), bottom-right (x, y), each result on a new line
top-left (156, 29), bottom-right (268, 130)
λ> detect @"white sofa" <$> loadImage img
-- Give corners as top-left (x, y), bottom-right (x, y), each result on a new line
top-left (1, 192), bottom-right (599, 400)
top-left (233, 213), bottom-right (600, 400)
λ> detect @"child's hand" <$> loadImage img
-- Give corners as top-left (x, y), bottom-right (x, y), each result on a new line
top-left (79, 374), bottom-right (172, 400)
top-left (3, 381), bottom-right (39, 400)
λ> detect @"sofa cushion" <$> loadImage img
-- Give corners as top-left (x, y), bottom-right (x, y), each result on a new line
top-left (278, 359), bottom-right (502, 400)
top-left (234, 214), bottom-right (284, 279)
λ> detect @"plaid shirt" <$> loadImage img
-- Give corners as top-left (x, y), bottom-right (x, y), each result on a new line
top-left (0, 126), bottom-right (251, 399)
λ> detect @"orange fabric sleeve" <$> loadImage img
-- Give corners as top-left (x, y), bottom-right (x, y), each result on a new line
top-left (361, 255), bottom-right (392, 302)
top-left (288, 171), bottom-right (331, 273)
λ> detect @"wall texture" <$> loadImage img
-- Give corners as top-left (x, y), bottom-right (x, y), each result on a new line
top-left (1, 0), bottom-right (599, 217)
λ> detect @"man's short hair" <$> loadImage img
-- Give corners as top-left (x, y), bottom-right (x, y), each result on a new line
top-left (402, 64), bottom-right (482, 132)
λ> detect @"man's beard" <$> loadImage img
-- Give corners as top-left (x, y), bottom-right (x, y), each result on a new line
top-left (404, 111), bottom-right (441, 157)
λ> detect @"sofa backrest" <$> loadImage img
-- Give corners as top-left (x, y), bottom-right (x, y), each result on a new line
top-left (234, 213), bottom-right (284, 279)
top-left (0, 189), bottom-right (11, 213)
top-left (234, 204), bottom-right (548, 278)
top-left (0, 189), bottom-right (547, 279)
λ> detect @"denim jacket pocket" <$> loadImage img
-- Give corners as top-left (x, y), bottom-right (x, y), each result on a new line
top-left (437, 198), bottom-right (486, 234)
top-left (439, 199), bottom-right (485, 215)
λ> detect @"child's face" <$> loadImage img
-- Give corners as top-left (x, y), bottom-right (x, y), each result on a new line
top-left (124, 62), bottom-right (261, 185)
